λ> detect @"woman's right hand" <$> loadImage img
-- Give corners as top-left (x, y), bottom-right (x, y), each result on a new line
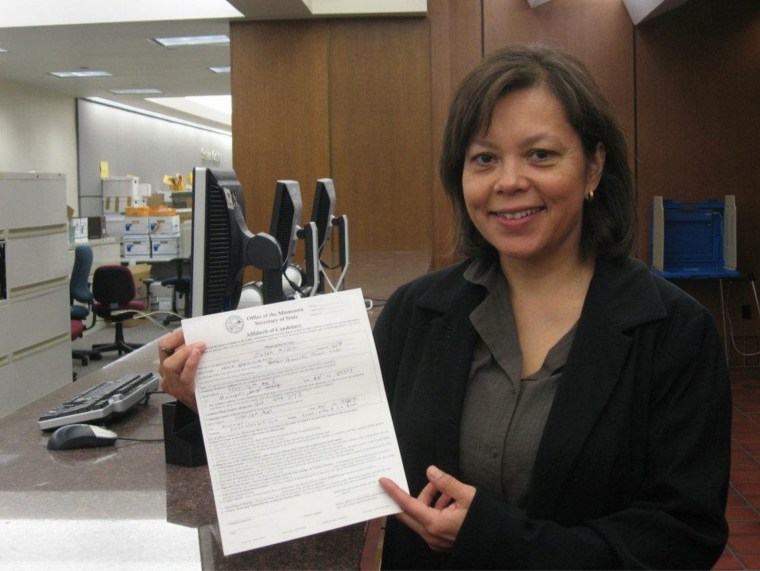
top-left (157, 328), bottom-right (206, 413)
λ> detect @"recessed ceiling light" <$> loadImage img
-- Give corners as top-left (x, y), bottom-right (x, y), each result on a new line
top-left (153, 35), bottom-right (229, 48)
top-left (109, 88), bottom-right (163, 95)
top-left (0, 0), bottom-right (242, 28)
top-left (50, 70), bottom-right (112, 78)
top-left (209, 66), bottom-right (231, 74)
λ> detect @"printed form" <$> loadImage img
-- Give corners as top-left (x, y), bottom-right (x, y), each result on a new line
top-left (182, 289), bottom-right (408, 556)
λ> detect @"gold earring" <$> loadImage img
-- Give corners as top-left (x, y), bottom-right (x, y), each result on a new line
top-left (585, 190), bottom-right (595, 202)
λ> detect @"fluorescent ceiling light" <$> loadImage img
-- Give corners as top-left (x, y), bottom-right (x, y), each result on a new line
top-left (0, 0), bottom-right (242, 28)
top-left (153, 34), bottom-right (229, 47)
top-left (0, 48), bottom-right (7, 53)
top-left (209, 66), bottom-right (231, 74)
top-left (110, 88), bottom-right (163, 95)
top-left (88, 97), bottom-right (231, 136)
top-left (51, 70), bottom-right (112, 78)
top-left (186, 95), bottom-right (231, 114)
top-left (305, 0), bottom-right (427, 16)
top-left (147, 95), bottom-right (232, 126)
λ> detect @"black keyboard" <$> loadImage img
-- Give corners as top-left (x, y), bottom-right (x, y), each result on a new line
top-left (38, 373), bottom-right (160, 431)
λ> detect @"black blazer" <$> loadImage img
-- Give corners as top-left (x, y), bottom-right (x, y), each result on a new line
top-left (374, 256), bottom-right (731, 570)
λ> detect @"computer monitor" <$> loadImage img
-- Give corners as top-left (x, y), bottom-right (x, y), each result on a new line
top-left (311, 178), bottom-right (336, 255)
top-left (190, 167), bottom-right (284, 316)
top-left (309, 178), bottom-right (349, 293)
top-left (269, 180), bottom-right (303, 271)
top-left (269, 180), bottom-right (319, 298)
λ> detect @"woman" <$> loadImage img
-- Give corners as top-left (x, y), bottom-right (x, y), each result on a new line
top-left (160, 44), bottom-right (731, 569)
top-left (371, 44), bottom-right (730, 569)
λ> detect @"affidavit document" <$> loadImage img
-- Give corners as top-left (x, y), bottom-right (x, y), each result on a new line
top-left (181, 289), bottom-right (408, 556)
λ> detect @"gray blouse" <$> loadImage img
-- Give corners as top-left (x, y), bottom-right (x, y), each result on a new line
top-left (459, 259), bottom-right (577, 507)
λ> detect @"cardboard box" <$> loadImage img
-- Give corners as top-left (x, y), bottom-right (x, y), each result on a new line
top-left (127, 263), bottom-right (152, 303)
top-left (122, 236), bottom-right (150, 258)
top-left (150, 215), bottom-right (180, 235)
top-left (147, 193), bottom-right (169, 208)
top-left (150, 235), bottom-right (180, 258)
top-left (171, 192), bottom-right (193, 209)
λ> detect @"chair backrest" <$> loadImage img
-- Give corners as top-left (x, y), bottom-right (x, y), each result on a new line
top-left (70, 245), bottom-right (94, 303)
top-left (171, 257), bottom-right (191, 279)
top-left (92, 265), bottom-right (137, 305)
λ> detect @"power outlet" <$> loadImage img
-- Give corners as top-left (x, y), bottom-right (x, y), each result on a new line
top-left (742, 304), bottom-right (752, 320)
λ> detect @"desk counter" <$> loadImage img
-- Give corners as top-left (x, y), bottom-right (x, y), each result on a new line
top-left (1, 250), bottom-right (433, 569)
top-left (0, 340), bottom-right (371, 569)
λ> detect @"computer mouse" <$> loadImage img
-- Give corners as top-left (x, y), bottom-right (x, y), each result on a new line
top-left (47, 424), bottom-right (118, 450)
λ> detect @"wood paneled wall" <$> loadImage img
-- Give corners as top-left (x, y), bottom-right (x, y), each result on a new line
top-left (328, 19), bottom-right (432, 252)
top-left (231, 17), bottom-right (432, 262)
top-left (428, 0), bottom-right (483, 269)
top-left (636, 0), bottom-right (760, 272)
top-left (231, 21), bottom-right (330, 242)
top-left (231, 1), bottom-right (760, 328)
top-left (634, 0), bottom-right (760, 356)
top-left (483, 0), bottom-right (635, 169)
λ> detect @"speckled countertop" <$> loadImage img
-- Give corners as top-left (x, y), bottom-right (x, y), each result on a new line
top-left (0, 340), bottom-right (367, 569)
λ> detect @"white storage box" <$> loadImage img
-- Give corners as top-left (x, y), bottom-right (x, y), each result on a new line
top-left (180, 219), bottom-right (192, 258)
top-left (123, 217), bottom-right (152, 235)
top-left (102, 176), bottom-right (140, 198)
top-left (104, 215), bottom-right (126, 237)
top-left (149, 215), bottom-right (180, 235)
top-left (122, 236), bottom-right (151, 257)
top-left (138, 183), bottom-right (152, 198)
top-left (150, 235), bottom-right (180, 258)
top-left (70, 217), bottom-right (88, 243)
top-left (103, 196), bottom-right (145, 214)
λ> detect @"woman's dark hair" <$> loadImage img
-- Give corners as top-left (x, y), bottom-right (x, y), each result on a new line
top-left (440, 43), bottom-right (636, 261)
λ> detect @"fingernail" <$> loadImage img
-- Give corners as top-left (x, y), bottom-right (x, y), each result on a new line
top-left (428, 465), bottom-right (442, 480)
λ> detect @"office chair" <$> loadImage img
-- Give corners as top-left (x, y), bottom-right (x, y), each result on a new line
top-left (69, 245), bottom-right (101, 366)
top-left (70, 319), bottom-right (85, 381)
top-left (91, 265), bottom-right (147, 357)
top-left (161, 257), bottom-right (191, 325)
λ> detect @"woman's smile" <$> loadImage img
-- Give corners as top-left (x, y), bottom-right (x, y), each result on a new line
top-left (493, 206), bottom-right (545, 221)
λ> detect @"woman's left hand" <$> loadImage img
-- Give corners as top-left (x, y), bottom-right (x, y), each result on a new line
top-left (379, 465), bottom-right (475, 553)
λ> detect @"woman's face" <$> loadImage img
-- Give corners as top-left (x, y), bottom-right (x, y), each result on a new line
top-left (462, 86), bottom-right (605, 268)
